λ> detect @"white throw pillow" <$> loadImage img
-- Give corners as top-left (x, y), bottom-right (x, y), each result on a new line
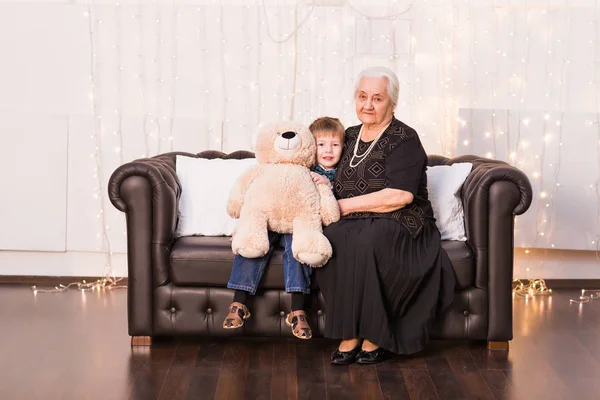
top-left (175, 156), bottom-right (257, 237)
top-left (426, 163), bottom-right (472, 241)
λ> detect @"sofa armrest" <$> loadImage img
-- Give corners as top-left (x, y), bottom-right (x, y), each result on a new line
top-left (458, 156), bottom-right (532, 287)
top-left (460, 156), bottom-right (532, 341)
top-left (108, 150), bottom-right (254, 336)
top-left (429, 155), bottom-right (532, 341)
top-left (108, 154), bottom-right (182, 335)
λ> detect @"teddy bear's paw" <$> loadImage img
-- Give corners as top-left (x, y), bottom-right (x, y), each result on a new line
top-left (226, 203), bottom-right (241, 219)
top-left (296, 252), bottom-right (328, 267)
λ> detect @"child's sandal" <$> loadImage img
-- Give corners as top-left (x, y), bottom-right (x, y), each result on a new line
top-left (285, 310), bottom-right (313, 340)
top-left (222, 302), bottom-right (251, 329)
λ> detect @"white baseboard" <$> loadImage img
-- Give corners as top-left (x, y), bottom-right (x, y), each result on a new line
top-left (0, 248), bottom-right (598, 280)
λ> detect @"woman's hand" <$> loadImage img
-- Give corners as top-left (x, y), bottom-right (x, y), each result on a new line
top-left (310, 172), bottom-right (330, 186)
top-left (337, 189), bottom-right (411, 216)
top-left (337, 199), bottom-right (351, 216)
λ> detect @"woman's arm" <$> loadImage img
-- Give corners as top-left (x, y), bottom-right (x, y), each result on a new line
top-left (338, 188), bottom-right (413, 216)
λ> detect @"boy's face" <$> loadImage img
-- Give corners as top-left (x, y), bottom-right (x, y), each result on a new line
top-left (315, 130), bottom-right (343, 169)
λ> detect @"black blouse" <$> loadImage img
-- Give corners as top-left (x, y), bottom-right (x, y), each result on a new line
top-left (334, 117), bottom-right (434, 238)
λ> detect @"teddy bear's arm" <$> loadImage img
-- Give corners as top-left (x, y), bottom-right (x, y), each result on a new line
top-left (317, 184), bottom-right (340, 226)
top-left (227, 165), bottom-right (261, 219)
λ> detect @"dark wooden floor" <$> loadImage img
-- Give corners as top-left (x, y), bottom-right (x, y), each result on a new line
top-left (2, 285), bottom-right (600, 400)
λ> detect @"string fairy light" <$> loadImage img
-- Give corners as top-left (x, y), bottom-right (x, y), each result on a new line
top-left (34, 0), bottom-right (125, 294)
top-left (346, 0), bottom-right (417, 19)
top-left (316, 8), bottom-right (324, 119)
top-left (516, 110), bottom-right (566, 299)
top-left (569, 289), bottom-right (600, 304)
top-left (434, 7), bottom-right (444, 153)
top-left (512, 8), bottom-right (532, 167)
top-left (137, 1), bottom-right (150, 158)
top-left (390, 14), bottom-right (400, 111)
top-left (449, 0), bottom-right (459, 156)
top-left (32, 278), bottom-right (126, 295)
top-left (241, 2), bottom-right (251, 138)
top-left (466, 3), bottom-right (474, 152)
top-left (593, 0), bottom-right (600, 258)
top-left (153, 0), bottom-right (163, 154)
top-left (300, 3), bottom-right (314, 123)
top-left (289, 0), bottom-right (302, 120)
top-left (433, 15), bottom-right (446, 155)
top-left (340, 7), bottom-right (351, 123)
top-left (198, 5), bottom-right (211, 149)
top-left (271, 4), bottom-right (282, 120)
top-left (115, 1), bottom-right (124, 163)
top-left (513, 3), bottom-right (556, 299)
top-left (167, 1), bottom-right (178, 152)
top-left (571, 0), bottom-right (600, 304)
top-left (255, 3), bottom-right (263, 129)
top-left (490, 2), bottom-right (499, 159)
top-left (219, 2), bottom-right (226, 150)
top-left (261, 0), bottom-right (314, 44)
top-left (512, 278), bottom-right (552, 299)
top-left (535, 1), bottom-right (571, 282)
top-left (88, 0), bottom-right (117, 284)
top-left (113, 0), bottom-right (127, 253)
top-left (407, 18), bottom-right (416, 126)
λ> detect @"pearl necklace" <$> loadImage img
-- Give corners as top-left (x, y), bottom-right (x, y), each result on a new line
top-left (349, 122), bottom-right (392, 168)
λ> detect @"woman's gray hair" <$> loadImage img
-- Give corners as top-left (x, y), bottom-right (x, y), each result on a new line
top-left (354, 66), bottom-right (400, 107)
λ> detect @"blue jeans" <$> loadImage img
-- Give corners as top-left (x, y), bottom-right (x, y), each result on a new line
top-left (227, 231), bottom-right (312, 295)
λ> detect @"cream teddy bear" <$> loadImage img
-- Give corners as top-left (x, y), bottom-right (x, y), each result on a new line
top-left (227, 121), bottom-right (340, 267)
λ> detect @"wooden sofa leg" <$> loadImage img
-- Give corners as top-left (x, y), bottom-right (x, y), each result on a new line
top-left (488, 341), bottom-right (509, 351)
top-left (131, 336), bottom-right (152, 346)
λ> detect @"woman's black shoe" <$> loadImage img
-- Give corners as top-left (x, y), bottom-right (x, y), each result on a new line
top-left (331, 345), bottom-right (362, 365)
top-left (355, 348), bottom-right (388, 364)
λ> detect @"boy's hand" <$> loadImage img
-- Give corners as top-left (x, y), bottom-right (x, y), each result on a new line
top-left (310, 172), bottom-right (330, 186)
top-left (229, 229), bottom-right (236, 242)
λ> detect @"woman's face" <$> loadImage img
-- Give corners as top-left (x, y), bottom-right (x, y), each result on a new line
top-left (355, 76), bottom-right (395, 127)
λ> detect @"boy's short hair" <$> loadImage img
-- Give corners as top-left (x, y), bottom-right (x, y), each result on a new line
top-left (308, 117), bottom-right (345, 143)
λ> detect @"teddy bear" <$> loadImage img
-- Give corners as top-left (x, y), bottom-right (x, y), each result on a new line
top-left (226, 121), bottom-right (340, 267)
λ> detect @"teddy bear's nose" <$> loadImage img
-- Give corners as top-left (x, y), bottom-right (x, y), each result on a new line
top-left (281, 131), bottom-right (296, 140)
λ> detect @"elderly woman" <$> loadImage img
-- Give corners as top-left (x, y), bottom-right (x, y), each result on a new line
top-left (316, 67), bottom-right (456, 365)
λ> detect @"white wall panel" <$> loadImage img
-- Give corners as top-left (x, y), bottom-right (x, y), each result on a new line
top-left (0, 4), bottom-right (91, 115)
top-left (0, 112), bottom-right (68, 252)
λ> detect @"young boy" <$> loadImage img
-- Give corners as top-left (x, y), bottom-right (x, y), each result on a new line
top-left (223, 117), bottom-right (345, 340)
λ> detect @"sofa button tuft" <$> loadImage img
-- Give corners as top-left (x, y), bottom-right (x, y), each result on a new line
top-left (463, 310), bottom-right (469, 316)
top-left (317, 310), bottom-right (323, 316)
top-left (279, 311), bottom-right (285, 317)
top-left (170, 307), bottom-right (177, 314)
top-left (206, 308), bottom-right (213, 314)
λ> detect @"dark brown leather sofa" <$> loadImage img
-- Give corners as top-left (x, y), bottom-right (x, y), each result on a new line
top-left (108, 151), bottom-right (532, 349)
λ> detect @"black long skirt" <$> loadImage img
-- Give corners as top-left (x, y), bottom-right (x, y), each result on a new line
top-left (315, 218), bottom-right (456, 354)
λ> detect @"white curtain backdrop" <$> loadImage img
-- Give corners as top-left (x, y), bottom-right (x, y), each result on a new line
top-left (0, 0), bottom-right (598, 278)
